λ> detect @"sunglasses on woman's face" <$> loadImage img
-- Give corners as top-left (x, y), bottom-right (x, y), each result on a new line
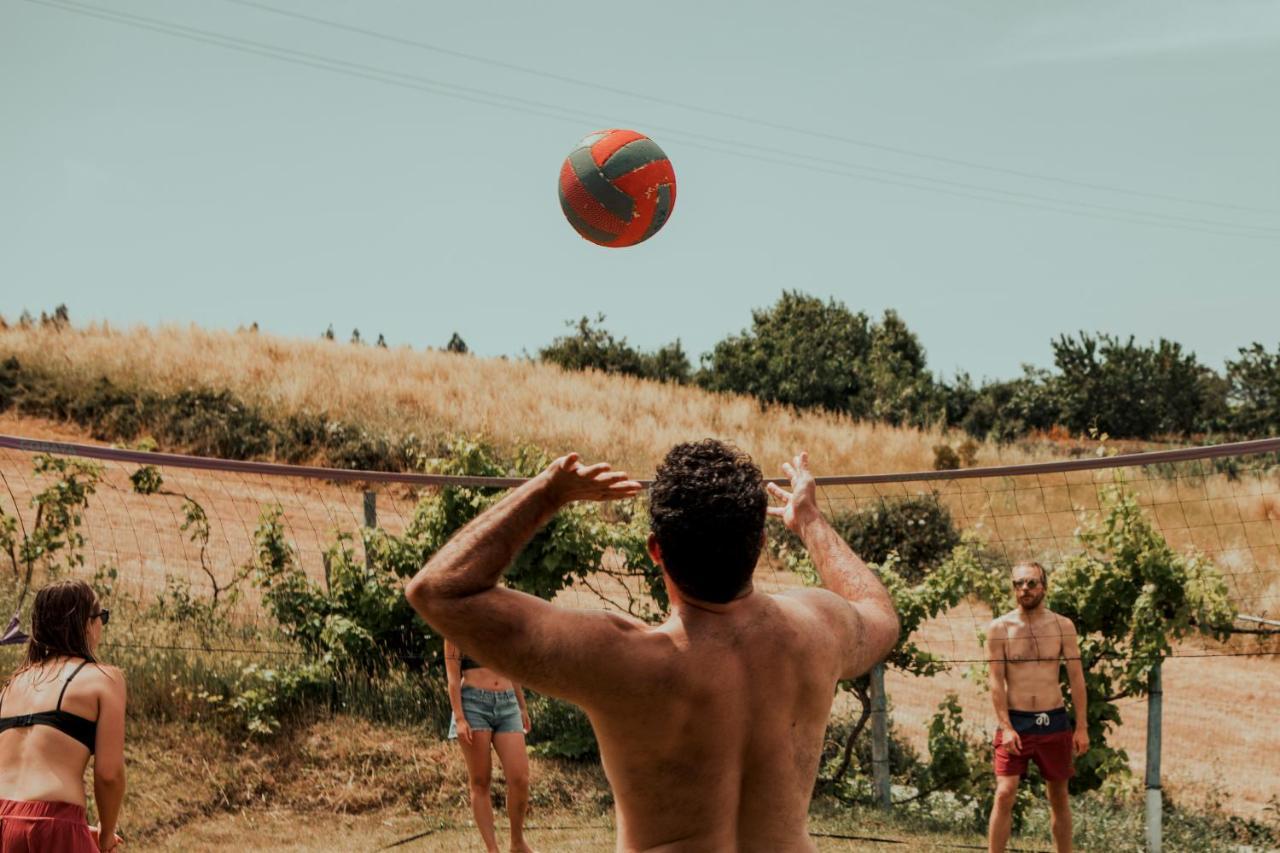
top-left (91, 608), bottom-right (111, 627)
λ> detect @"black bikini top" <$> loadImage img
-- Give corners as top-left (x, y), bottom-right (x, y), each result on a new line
top-left (460, 654), bottom-right (483, 671)
top-left (0, 660), bottom-right (97, 754)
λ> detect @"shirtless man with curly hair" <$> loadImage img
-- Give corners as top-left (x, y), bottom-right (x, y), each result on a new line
top-left (407, 441), bottom-right (899, 851)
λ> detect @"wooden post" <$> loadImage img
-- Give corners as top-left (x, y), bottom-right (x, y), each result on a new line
top-left (870, 663), bottom-right (891, 810)
top-left (1145, 659), bottom-right (1163, 853)
top-left (363, 491), bottom-right (377, 569)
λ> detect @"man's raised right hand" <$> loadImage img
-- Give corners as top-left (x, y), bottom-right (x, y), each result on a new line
top-left (541, 453), bottom-right (643, 507)
top-left (766, 452), bottom-right (821, 534)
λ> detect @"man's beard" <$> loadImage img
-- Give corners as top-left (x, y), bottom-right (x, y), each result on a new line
top-left (1018, 591), bottom-right (1045, 612)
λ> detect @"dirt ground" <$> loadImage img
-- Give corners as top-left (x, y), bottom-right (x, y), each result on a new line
top-left (146, 811), bottom-right (952, 852)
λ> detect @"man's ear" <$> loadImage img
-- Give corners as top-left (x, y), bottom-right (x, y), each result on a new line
top-left (647, 533), bottom-right (663, 567)
top-left (650, 534), bottom-right (683, 605)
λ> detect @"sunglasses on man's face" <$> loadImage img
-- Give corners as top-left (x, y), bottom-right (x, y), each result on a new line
top-left (92, 608), bottom-right (111, 627)
top-left (1012, 579), bottom-right (1041, 590)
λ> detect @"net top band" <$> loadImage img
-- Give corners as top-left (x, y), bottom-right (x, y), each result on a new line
top-left (2, 434), bottom-right (1277, 488)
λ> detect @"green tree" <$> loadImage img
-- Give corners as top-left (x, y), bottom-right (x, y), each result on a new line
top-left (698, 291), bottom-right (872, 413)
top-left (445, 332), bottom-right (469, 354)
top-left (859, 309), bottom-right (944, 427)
top-left (1051, 333), bottom-right (1222, 438)
top-left (957, 368), bottom-right (1061, 441)
top-left (698, 293), bottom-right (942, 425)
top-left (1225, 342), bottom-right (1280, 437)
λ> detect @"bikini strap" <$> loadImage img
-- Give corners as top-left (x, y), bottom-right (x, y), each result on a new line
top-left (55, 660), bottom-right (91, 711)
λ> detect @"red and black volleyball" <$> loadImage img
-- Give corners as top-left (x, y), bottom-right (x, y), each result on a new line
top-left (558, 129), bottom-right (676, 248)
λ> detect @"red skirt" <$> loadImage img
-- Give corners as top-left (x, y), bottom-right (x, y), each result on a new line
top-left (0, 799), bottom-right (97, 852)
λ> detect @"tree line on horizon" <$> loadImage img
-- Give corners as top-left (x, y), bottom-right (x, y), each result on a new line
top-left (535, 291), bottom-right (1280, 444)
top-left (5, 298), bottom-right (1278, 445)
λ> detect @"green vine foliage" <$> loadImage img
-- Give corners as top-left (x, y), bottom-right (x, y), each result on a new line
top-left (944, 483), bottom-right (1237, 793)
top-left (1041, 484), bottom-right (1235, 792)
top-left (130, 462), bottom-right (246, 634)
top-left (246, 437), bottom-right (660, 738)
top-left (0, 454), bottom-right (102, 611)
top-left (784, 481), bottom-right (1238, 807)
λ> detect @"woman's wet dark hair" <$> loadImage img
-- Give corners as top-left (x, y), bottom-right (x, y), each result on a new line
top-left (16, 579), bottom-right (98, 675)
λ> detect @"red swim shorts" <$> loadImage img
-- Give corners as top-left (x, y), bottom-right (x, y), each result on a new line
top-left (993, 728), bottom-right (1075, 782)
top-left (0, 798), bottom-right (98, 852)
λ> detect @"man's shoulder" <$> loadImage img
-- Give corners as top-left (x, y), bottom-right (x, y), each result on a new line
top-left (989, 610), bottom-right (1020, 632)
top-left (772, 586), bottom-right (849, 614)
top-left (770, 587), bottom-right (862, 637)
top-left (1045, 610), bottom-right (1077, 634)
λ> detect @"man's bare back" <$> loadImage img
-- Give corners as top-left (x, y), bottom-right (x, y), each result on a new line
top-left (406, 445), bottom-right (899, 851)
top-left (587, 589), bottom-right (854, 850)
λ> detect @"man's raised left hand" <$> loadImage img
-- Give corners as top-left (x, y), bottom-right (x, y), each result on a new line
top-left (542, 454), bottom-right (643, 506)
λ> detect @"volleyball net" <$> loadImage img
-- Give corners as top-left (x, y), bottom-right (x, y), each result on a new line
top-left (1, 433), bottom-right (1277, 812)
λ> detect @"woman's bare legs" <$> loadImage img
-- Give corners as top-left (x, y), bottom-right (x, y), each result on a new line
top-left (459, 729), bottom-right (499, 853)
top-left (492, 732), bottom-right (533, 853)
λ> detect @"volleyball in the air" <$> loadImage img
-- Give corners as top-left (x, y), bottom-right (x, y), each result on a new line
top-left (558, 129), bottom-right (676, 248)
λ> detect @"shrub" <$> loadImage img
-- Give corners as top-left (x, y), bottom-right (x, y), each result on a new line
top-left (0, 357), bottom-right (18, 411)
top-left (244, 436), bottom-right (658, 752)
top-left (830, 494), bottom-right (960, 584)
top-left (932, 444), bottom-right (960, 471)
top-left (525, 693), bottom-right (598, 761)
top-left (540, 314), bottom-right (690, 384)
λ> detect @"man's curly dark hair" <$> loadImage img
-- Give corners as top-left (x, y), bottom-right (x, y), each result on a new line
top-left (648, 439), bottom-right (767, 604)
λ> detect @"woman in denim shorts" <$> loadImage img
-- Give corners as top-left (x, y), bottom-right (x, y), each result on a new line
top-left (444, 638), bottom-right (533, 853)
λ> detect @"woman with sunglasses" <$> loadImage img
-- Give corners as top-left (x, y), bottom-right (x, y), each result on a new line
top-left (0, 579), bottom-right (127, 851)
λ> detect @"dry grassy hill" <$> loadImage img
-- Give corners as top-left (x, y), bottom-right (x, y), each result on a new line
top-left (0, 323), bottom-right (1043, 476)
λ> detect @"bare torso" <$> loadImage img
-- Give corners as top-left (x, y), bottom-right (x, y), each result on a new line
top-left (583, 590), bottom-right (842, 852)
top-left (460, 666), bottom-right (512, 692)
top-left (0, 659), bottom-right (103, 806)
top-left (994, 609), bottom-right (1069, 711)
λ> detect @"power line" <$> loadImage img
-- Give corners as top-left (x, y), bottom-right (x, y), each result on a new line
top-left (218, 0), bottom-right (1280, 218)
top-left (44, 0), bottom-right (1280, 237)
top-left (20, 0), bottom-right (1280, 240)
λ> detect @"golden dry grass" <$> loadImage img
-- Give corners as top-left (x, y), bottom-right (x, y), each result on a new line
top-left (122, 716), bottom-right (976, 851)
top-left (121, 718), bottom-right (982, 852)
top-left (0, 323), bottom-right (1043, 477)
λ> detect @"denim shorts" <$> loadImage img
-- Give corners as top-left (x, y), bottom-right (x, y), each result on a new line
top-left (448, 685), bottom-right (523, 738)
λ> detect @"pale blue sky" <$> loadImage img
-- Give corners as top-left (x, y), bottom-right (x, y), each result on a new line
top-left (3, 0), bottom-right (1278, 380)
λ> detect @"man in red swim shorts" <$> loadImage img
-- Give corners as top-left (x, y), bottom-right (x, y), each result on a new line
top-left (986, 562), bottom-right (1089, 853)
